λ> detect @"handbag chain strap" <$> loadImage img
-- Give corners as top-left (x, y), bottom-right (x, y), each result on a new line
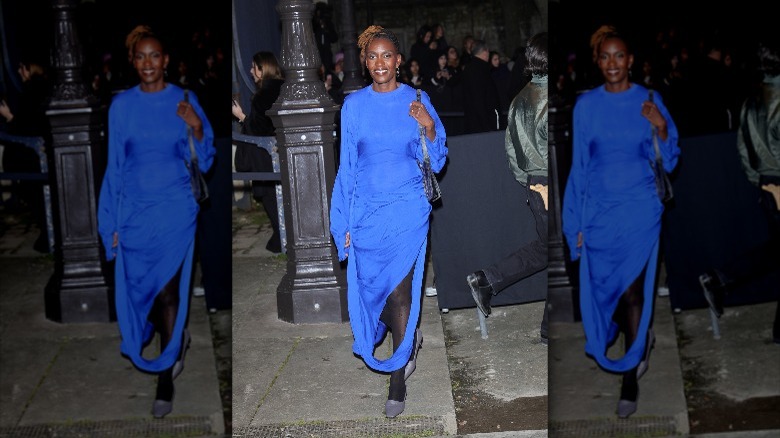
top-left (649, 89), bottom-right (663, 165)
top-left (417, 89), bottom-right (430, 165)
top-left (184, 89), bottom-right (198, 167)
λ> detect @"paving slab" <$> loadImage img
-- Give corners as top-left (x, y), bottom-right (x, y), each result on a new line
top-left (0, 250), bottom-right (225, 437)
top-left (548, 294), bottom-right (688, 438)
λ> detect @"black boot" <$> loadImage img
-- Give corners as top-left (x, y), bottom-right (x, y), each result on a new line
top-left (466, 270), bottom-right (494, 316)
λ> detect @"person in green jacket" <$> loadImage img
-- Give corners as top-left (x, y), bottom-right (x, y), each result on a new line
top-left (466, 31), bottom-right (549, 344)
top-left (699, 37), bottom-right (780, 344)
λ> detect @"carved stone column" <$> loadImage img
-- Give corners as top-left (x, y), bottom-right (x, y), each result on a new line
top-left (548, 95), bottom-right (578, 322)
top-left (269, 0), bottom-right (347, 324)
top-left (337, 0), bottom-right (364, 94)
top-left (44, 0), bottom-right (113, 323)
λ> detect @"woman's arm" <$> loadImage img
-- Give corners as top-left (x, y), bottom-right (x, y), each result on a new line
top-left (412, 90), bottom-right (448, 172)
top-left (643, 92), bottom-right (680, 173)
top-left (562, 99), bottom-right (588, 261)
top-left (97, 103), bottom-right (125, 261)
top-left (330, 99), bottom-right (358, 261)
top-left (179, 91), bottom-right (216, 173)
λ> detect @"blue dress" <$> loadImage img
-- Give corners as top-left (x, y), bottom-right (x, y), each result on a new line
top-left (330, 83), bottom-right (447, 372)
top-left (562, 84), bottom-right (680, 372)
top-left (98, 84), bottom-right (215, 373)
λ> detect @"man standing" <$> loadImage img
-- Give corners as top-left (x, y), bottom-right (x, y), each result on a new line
top-left (699, 38), bottom-right (780, 343)
top-left (466, 32), bottom-right (549, 343)
top-left (461, 40), bottom-right (501, 134)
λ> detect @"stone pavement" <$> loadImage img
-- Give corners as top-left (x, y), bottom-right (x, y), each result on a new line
top-left (3, 197), bottom-right (777, 438)
top-left (231, 203), bottom-right (549, 438)
top-left (549, 283), bottom-right (780, 438)
top-left (0, 211), bottom-right (227, 438)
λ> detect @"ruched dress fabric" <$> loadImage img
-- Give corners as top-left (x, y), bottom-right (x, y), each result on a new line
top-left (562, 84), bottom-right (679, 373)
top-left (98, 84), bottom-right (215, 373)
top-left (330, 83), bottom-right (447, 372)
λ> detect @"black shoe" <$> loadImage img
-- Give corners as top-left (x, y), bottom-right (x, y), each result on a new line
top-left (466, 270), bottom-right (494, 317)
top-left (699, 270), bottom-right (725, 317)
top-left (266, 230), bottom-right (282, 253)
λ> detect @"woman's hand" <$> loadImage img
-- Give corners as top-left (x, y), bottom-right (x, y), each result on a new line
top-left (112, 232), bottom-right (119, 248)
top-left (530, 184), bottom-right (548, 211)
top-left (177, 99), bottom-right (204, 140)
top-left (344, 232), bottom-right (351, 248)
top-left (641, 101), bottom-right (668, 140)
top-left (0, 99), bottom-right (13, 123)
top-left (576, 232), bottom-right (583, 248)
top-left (409, 100), bottom-right (436, 141)
top-left (232, 99), bottom-right (245, 122)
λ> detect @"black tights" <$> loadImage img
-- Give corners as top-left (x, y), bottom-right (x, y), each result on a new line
top-left (379, 268), bottom-right (414, 402)
top-left (149, 268), bottom-right (182, 402)
top-left (614, 266), bottom-right (647, 402)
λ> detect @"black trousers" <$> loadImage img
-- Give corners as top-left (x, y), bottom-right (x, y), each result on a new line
top-left (483, 174), bottom-right (549, 334)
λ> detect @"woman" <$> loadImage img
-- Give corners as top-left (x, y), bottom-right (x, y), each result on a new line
top-left (562, 25), bottom-right (680, 419)
top-left (231, 51), bottom-right (285, 253)
top-left (404, 58), bottom-right (425, 89)
top-left (430, 52), bottom-right (453, 91)
top-left (97, 25), bottom-right (215, 418)
top-left (330, 25), bottom-right (447, 418)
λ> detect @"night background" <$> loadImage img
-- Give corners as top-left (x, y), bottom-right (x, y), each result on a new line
top-left (1, 0), bottom-right (231, 134)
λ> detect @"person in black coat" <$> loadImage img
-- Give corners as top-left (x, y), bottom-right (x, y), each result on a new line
top-left (460, 40), bottom-right (501, 134)
top-left (231, 51), bottom-right (284, 253)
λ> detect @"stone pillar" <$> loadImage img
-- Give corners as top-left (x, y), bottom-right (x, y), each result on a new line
top-left (269, 0), bottom-right (348, 324)
top-left (337, 0), bottom-right (364, 94)
top-left (547, 95), bottom-right (578, 322)
top-left (44, 0), bottom-right (113, 323)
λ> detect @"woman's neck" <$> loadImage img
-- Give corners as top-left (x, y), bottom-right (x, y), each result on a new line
top-left (604, 81), bottom-right (630, 93)
top-left (372, 80), bottom-right (399, 93)
top-left (140, 81), bottom-right (166, 93)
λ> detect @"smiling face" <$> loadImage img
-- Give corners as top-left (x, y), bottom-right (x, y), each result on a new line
top-left (133, 37), bottom-right (168, 92)
top-left (597, 37), bottom-right (633, 92)
top-left (365, 37), bottom-right (401, 92)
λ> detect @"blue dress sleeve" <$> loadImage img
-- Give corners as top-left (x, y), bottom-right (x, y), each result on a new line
top-left (330, 98), bottom-right (357, 261)
top-left (650, 93), bottom-right (680, 173)
top-left (562, 96), bottom-right (589, 261)
top-left (98, 101), bottom-right (124, 261)
top-left (182, 91), bottom-right (216, 173)
top-left (416, 90), bottom-right (448, 172)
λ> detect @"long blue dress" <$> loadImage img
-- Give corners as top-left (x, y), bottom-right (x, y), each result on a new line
top-left (330, 83), bottom-right (447, 372)
top-left (98, 84), bottom-right (215, 373)
top-left (562, 84), bottom-right (680, 373)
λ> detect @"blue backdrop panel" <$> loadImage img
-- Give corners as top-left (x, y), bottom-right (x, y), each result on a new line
top-left (430, 130), bottom-right (547, 310)
top-left (663, 131), bottom-right (779, 310)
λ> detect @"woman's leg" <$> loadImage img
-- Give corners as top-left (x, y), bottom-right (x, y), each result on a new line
top-left (615, 267), bottom-right (647, 402)
top-left (379, 268), bottom-right (414, 402)
top-left (150, 268), bottom-right (182, 402)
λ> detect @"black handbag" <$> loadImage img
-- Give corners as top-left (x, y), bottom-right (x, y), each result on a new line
top-left (184, 90), bottom-right (209, 203)
top-left (648, 89), bottom-right (673, 203)
top-left (416, 89), bottom-right (441, 203)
